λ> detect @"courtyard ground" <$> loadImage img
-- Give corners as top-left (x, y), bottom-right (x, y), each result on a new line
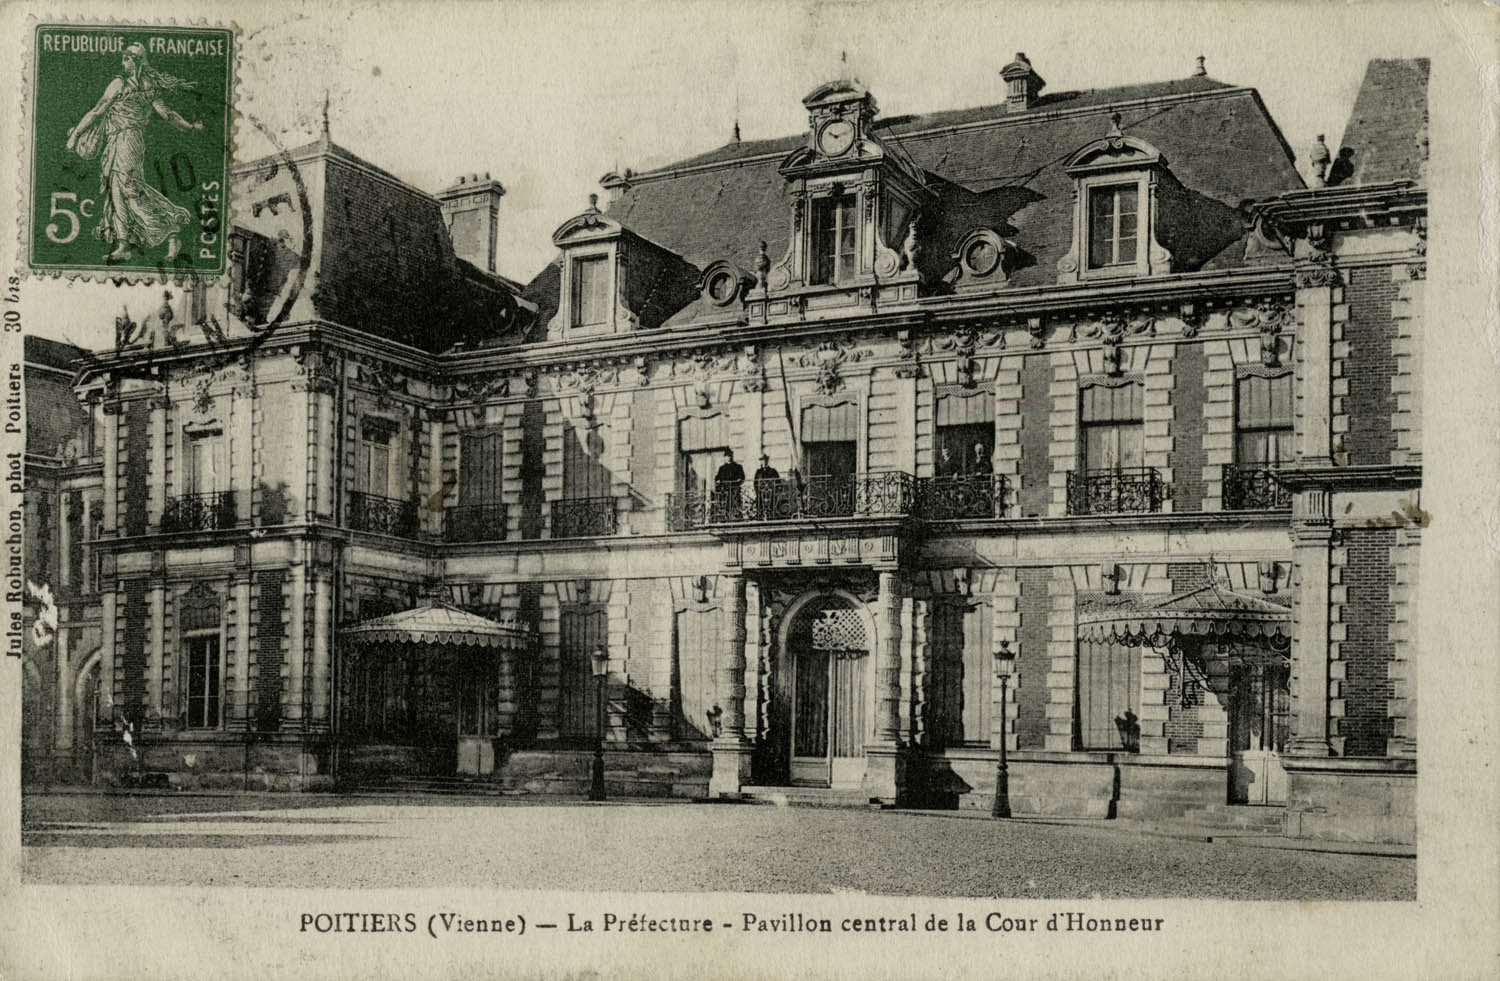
top-left (20, 792), bottom-right (1415, 900)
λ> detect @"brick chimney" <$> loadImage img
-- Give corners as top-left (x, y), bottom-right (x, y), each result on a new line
top-left (438, 172), bottom-right (506, 273)
top-left (1001, 53), bottom-right (1045, 113)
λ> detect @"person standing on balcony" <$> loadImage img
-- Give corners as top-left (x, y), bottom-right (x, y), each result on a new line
top-left (714, 450), bottom-right (746, 521)
top-left (753, 454), bottom-right (780, 520)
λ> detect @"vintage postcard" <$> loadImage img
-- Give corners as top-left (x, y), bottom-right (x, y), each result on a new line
top-left (0, 1), bottom-right (1496, 979)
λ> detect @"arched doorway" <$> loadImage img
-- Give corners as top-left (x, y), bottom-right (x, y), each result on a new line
top-left (783, 594), bottom-right (875, 787)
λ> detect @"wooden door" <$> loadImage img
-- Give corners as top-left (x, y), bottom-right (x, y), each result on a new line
top-left (455, 656), bottom-right (495, 776)
top-left (1228, 662), bottom-right (1290, 805)
top-left (789, 646), bottom-right (867, 787)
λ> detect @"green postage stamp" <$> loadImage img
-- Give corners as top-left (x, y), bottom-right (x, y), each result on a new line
top-left (25, 23), bottom-right (235, 279)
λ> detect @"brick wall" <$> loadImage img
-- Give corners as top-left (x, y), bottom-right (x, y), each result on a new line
top-left (255, 569), bottom-right (286, 729)
top-left (1017, 355), bottom-right (1051, 517)
top-left (1167, 343), bottom-right (1207, 512)
top-left (519, 400), bottom-right (545, 538)
top-left (1341, 528), bottom-right (1396, 756)
top-left (1344, 266), bottom-right (1400, 466)
top-left (120, 579), bottom-right (149, 723)
top-left (123, 401), bottom-right (149, 536)
top-left (1015, 567), bottom-right (1050, 749)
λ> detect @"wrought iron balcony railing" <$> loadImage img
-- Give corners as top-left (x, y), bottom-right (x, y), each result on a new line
top-left (347, 490), bottom-right (420, 537)
top-left (1221, 464), bottom-right (1292, 511)
top-left (161, 491), bottom-right (238, 532)
top-left (916, 474), bottom-right (1011, 520)
top-left (551, 497), bottom-right (618, 538)
top-left (1065, 467), bottom-right (1165, 516)
top-left (669, 471), bottom-right (917, 528)
top-left (443, 503), bottom-right (509, 543)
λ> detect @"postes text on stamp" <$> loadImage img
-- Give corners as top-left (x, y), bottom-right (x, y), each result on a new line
top-left (26, 24), bottom-right (235, 280)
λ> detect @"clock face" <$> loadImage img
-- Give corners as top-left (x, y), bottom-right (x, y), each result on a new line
top-left (818, 119), bottom-right (856, 156)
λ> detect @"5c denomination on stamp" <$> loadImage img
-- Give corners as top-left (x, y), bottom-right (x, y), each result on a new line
top-left (25, 23), bottom-right (235, 280)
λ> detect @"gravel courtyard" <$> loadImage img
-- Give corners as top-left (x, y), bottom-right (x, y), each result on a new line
top-left (21, 793), bottom-right (1414, 900)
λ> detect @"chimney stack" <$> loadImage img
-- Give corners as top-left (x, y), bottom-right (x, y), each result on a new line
top-left (437, 171), bottom-right (506, 273)
top-left (599, 169), bottom-right (633, 207)
top-left (1001, 53), bottom-right (1046, 113)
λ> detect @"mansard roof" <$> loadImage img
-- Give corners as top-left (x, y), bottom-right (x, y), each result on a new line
top-left (24, 336), bottom-right (91, 459)
top-left (520, 74), bottom-right (1303, 325)
top-left (1337, 58), bottom-right (1429, 185)
top-left (233, 137), bottom-right (527, 354)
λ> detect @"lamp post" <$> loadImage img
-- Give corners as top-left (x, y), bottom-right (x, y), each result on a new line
top-left (588, 646), bottom-right (609, 802)
top-left (991, 641), bottom-right (1016, 819)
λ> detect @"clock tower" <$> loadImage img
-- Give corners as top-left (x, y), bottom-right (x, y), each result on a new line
top-left (760, 80), bottom-right (931, 303)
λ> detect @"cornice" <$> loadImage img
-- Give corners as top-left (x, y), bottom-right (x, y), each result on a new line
top-left (1275, 463), bottom-right (1422, 489)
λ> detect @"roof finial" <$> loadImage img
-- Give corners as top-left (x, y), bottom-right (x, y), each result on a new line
top-left (1108, 112), bottom-right (1123, 137)
top-left (733, 119), bottom-right (741, 143)
top-left (1193, 54), bottom-right (1206, 77)
top-left (587, 192), bottom-right (599, 212)
top-left (321, 90), bottom-right (330, 140)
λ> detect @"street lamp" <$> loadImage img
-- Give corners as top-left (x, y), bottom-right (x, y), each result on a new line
top-left (991, 640), bottom-right (1016, 819)
top-left (588, 646), bottom-right (609, 802)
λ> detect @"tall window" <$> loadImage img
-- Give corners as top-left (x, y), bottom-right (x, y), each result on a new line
top-left (927, 601), bottom-right (994, 747)
top-left (571, 255), bottom-right (609, 328)
top-left (185, 633), bottom-right (222, 729)
top-left (558, 604), bottom-right (607, 739)
top-left (458, 428), bottom-right (503, 506)
top-left (677, 414), bottom-right (729, 498)
top-left (1087, 184), bottom-right (1139, 269)
top-left (357, 418), bottom-right (395, 496)
top-left (800, 400), bottom-right (858, 477)
top-left (810, 194), bottom-right (858, 285)
top-left (185, 430), bottom-right (225, 495)
top-left (1080, 382), bottom-right (1144, 470)
top-left (935, 390), bottom-right (994, 477)
top-left (1235, 373), bottom-right (1294, 465)
top-left (1076, 639), bottom-right (1140, 751)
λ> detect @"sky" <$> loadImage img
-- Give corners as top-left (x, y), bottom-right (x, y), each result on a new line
top-left (20, 0), bottom-right (1453, 352)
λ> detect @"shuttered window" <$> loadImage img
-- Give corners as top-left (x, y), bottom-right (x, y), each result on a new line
top-left (459, 428), bottom-right (504, 506)
top-left (1080, 382), bottom-right (1144, 471)
top-left (928, 602), bottom-right (993, 747)
top-left (562, 422), bottom-right (611, 500)
top-left (1076, 640), bottom-right (1141, 750)
top-left (558, 605), bottom-right (607, 738)
top-left (1235, 373), bottom-right (1294, 465)
top-left (675, 607), bottom-right (722, 740)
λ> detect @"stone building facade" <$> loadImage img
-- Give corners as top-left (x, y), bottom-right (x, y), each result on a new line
top-left (25, 56), bottom-right (1425, 843)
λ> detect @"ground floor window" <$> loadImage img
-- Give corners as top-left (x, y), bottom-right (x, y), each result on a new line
top-left (185, 633), bottom-right (222, 729)
top-left (558, 605), bottom-right (607, 739)
top-left (927, 601), bottom-right (993, 747)
top-left (1076, 640), bottom-right (1140, 751)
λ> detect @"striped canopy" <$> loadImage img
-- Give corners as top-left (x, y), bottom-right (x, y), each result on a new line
top-left (342, 603), bottom-right (533, 651)
top-left (1077, 583), bottom-right (1291, 644)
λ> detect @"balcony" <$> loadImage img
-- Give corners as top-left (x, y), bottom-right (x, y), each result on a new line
top-left (347, 490), bottom-right (419, 537)
top-left (1066, 468), bottom-right (1165, 516)
top-left (443, 503), bottom-right (509, 543)
top-left (161, 491), bottom-right (238, 532)
top-left (916, 474), bottom-right (1011, 520)
top-left (551, 497), bottom-right (618, 538)
top-left (666, 471), bottom-right (916, 530)
top-left (1221, 464), bottom-right (1292, 511)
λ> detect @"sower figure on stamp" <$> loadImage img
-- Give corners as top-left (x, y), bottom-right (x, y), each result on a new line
top-left (65, 42), bottom-right (203, 262)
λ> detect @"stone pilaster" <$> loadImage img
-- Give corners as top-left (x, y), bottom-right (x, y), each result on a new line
top-left (310, 556), bottom-right (332, 728)
top-left (146, 553), bottom-right (165, 729)
top-left (55, 626), bottom-right (73, 752)
top-left (285, 558), bottom-right (306, 726)
top-left (99, 584), bottom-right (116, 725)
top-left (148, 399), bottom-right (166, 527)
top-left (990, 575), bottom-right (1020, 751)
top-left (1047, 353), bottom-right (1079, 515)
top-left (1200, 340), bottom-right (1235, 511)
top-left (993, 358), bottom-right (1023, 516)
top-left (1295, 282), bottom-right (1336, 466)
top-left (1288, 487), bottom-right (1335, 755)
top-left (233, 550), bottom-right (252, 729)
top-left (1044, 567), bottom-right (1076, 751)
top-left (1388, 525), bottom-right (1419, 757)
top-left (709, 574), bottom-right (752, 796)
top-left (874, 571), bottom-right (903, 743)
top-left (1142, 346), bottom-right (1174, 513)
top-left (1391, 265), bottom-right (1424, 465)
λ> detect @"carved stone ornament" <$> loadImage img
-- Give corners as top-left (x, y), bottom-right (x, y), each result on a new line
top-left (1077, 310), bottom-right (1154, 376)
top-left (799, 338), bottom-right (871, 396)
top-left (357, 361), bottom-right (409, 408)
top-left (1027, 316), bottom-right (1047, 350)
top-left (554, 363), bottom-right (619, 396)
top-left (894, 329), bottom-right (921, 378)
top-left (634, 355), bottom-right (651, 386)
top-left (1294, 252), bottom-right (1340, 289)
top-left (191, 373), bottom-right (216, 415)
top-left (933, 324), bottom-right (1002, 387)
top-left (451, 373), bottom-right (508, 408)
top-left (1178, 303), bottom-right (1206, 339)
top-left (1229, 299), bottom-right (1292, 333)
top-left (523, 369), bottom-right (539, 399)
top-left (738, 345), bottom-right (769, 392)
top-left (1408, 262), bottom-right (1426, 281)
top-left (296, 347), bottom-right (340, 395)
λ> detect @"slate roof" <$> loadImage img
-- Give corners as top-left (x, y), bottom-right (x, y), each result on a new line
top-left (522, 74), bottom-right (1304, 325)
top-left (1336, 59), bottom-right (1429, 185)
top-left (24, 336), bottom-right (90, 459)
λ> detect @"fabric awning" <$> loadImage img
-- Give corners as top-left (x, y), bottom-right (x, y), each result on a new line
top-left (1077, 583), bottom-right (1291, 644)
top-left (341, 603), bottom-right (533, 651)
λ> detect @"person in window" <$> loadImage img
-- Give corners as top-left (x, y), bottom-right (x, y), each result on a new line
top-left (753, 454), bottom-right (780, 519)
top-left (714, 450), bottom-right (746, 521)
top-left (970, 441), bottom-right (991, 476)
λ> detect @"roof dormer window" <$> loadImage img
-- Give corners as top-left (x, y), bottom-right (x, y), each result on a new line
top-left (1057, 115), bottom-right (1172, 283)
top-left (570, 254), bottom-right (610, 328)
top-left (810, 193), bottom-right (858, 285)
top-left (1088, 183), bottom-right (1140, 269)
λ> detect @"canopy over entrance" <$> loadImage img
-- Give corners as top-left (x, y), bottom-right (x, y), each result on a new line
top-left (342, 603), bottom-right (533, 651)
top-left (1077, 583), bottom-right (1291, 645)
